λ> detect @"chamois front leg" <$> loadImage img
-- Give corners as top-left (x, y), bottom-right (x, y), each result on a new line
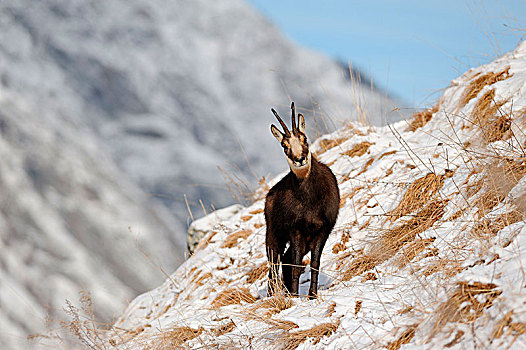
top-left (290, 230), bottom-right (306, 296)
top-left (308, 233), bottom-right (328, 299)
top-left (282, 246), bottom-right (293, 293)
top-left (266, 236), bottom-right (281, 297)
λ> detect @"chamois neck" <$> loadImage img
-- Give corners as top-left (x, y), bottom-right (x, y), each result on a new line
top-left (290, 152), bottom-right (312, 180)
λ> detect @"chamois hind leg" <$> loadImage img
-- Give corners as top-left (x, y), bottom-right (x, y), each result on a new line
top-left (308, 233), bottom-right (329, 299)
top-left (290, 230), bottom-right (307, 296)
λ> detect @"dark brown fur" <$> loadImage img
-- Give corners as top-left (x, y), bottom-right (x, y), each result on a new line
top-left (265, 154), bottom-right (340, 298)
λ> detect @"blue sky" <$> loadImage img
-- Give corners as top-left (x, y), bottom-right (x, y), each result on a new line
top-left (245, 0), bottom-right (526, 108)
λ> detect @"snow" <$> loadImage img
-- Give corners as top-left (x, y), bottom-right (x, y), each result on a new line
top-left (106, 41), bottom-right (526, 349)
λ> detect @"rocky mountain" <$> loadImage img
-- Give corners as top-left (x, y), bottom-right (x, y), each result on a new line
top-left (99, 41), bottom-right (526, 349)
top-left (0, 0), bottom-right (406, 348)
top-left (0, 88), bottom-right (185, 350)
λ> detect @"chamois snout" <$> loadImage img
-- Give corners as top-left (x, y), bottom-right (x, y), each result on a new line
top-left (265, 101), bottom-right (340, 299)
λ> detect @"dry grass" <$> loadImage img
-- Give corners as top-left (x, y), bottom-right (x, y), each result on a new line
top-left (470, 89), bottom-right (511, 144)
top-left (281, 320), bottom-right (340, 350)
top-left (341, 254), bottom-right (377, 282)
top-left (430, 282), bottom-right (502, 339)
top-left (444, 330), bottom-right (465, 348)
top-left (422, 258), bottom-right (463, 278)
top-left (211, 320), bottom-right (236, 337)
top-left (407, 104), bottom-right (439, 131)
top-left (251, 295), bottom-right (294, 317)
top-left (470, 209), bottom-right (523, 241)
top-left (250, 269), bottom-right (293, 317)
top-left (474, 159), bottom-right (526, 218)
top-left (192, 271), bottom-right (212, 286)
top-left (314, 137), bottom-right (348, 157)
top-left (491, 311), bottom-right (513, 341)
top-left (326, 302), bottom-right (337, 317)
top-left (394, 237), bottom-right (436, 269)
top-left (247, 262), bottom-right (269, 284)
top-left (332, 232), bottom-right (350, 254)
top-left (386, 325), bottom-right (417, 350)
top-left (370, 199), bottom-right (448, 264)
top-left (459, 67), bottom-right (511, 108)
top-left (339, 186), bottom-right (364, 207)
top-left (211, 287), bottom-right (256, 308)
top-left (221, 229), bottom-right (252, 248)
top-left (154, 326), bottom-right (203, 348)
top-left (356, 157), bottom-right (375, 176)
top-left (61, 292), bottom-right (111, 350)
top-left (355, 300), bottom-right (363, 315)
top-left (342, 141), bottom-right (373, 158)
top-left (194, 230), bottom-right (219, 252)
top-left (390, 173), bottom-right (446, 218)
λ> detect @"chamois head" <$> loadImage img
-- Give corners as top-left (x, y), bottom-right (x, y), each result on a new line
top-left (270, 102), bottom-right (311, 178)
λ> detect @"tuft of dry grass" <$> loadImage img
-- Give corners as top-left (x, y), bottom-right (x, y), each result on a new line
top-left (356, 157), bottom-right (375, 176)
top-left (386, 325), bottom-right (417, 350)
top-left (422, 258), bottom-right (463, 278)
top-left (509, 322), bottom-right (526, 336)
top-left (194, 230), bottom-right (218, 252)
top-left (192, 271), bottom-right (212, 286)
top-left (339, 186), bottom-right (364, 207)
top-left (314, 137), bottom-right (348, 157)
top-left (332, 232), bottom-right (350, 254)
top-left (341, 254), bottom-right (376, 282)
top-left (491, 311), bottom-right (513, 341)
top-left (444, 330), bottom-right (465, 348)
top-left (407, 104), bottom-right (439, 131)
top-left (470, 209), bottom-right (522, 241)
top-left (221, 229), bottom-right (253, 248)
top-left (211, 320), bottom-right (236, 337)
top-left (326, 302), bottom-right (337, 317)
top-left (211, 287), bottom-right (256, 308)
top-left (342, 141), bottom-right (373, 158)
top-left (61, 292), bottom-right (111, 350)
top-left (394, 237), bottom-right (436, 269)
top-left (470, 89), bottom-right (511, 144)
top-left (430, 282), bottom-right (501, 339)
top-left (459, 67), bottom-right (511, 108)
top-left (247, 262), bottom-right (269, 284)
top-left (282, 320), bottom-right (340, 350)
top-left (474, 159), bottom-right (526, 218)
top-left (154, 326), bottom-right (203, 348)
top-left (390, 173), bottom-right (446, 219)
top-left (355, 300), bottom-right (363, 315)
top-left (370, 199), bottom-right (448, 264)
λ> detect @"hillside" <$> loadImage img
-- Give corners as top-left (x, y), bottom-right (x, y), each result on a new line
top-left (78, 40), bottom-right (526, 349)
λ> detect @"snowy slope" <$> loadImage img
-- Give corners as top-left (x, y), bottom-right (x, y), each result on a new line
top-left (0, 0), bottom-right (406, 231)
top-left (101, 41), bottom-right (526, 349)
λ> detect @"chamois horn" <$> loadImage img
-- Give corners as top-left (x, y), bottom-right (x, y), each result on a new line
top-left (271, 108), bottom-right (290, 136)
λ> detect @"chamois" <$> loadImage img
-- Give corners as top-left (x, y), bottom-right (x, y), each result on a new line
top-left (265, 102), bottom-right (340, 299)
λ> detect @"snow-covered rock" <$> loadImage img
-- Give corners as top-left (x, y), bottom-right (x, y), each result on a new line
top-left (104, 41), bottom-right (526, 349)
top-left (187, 204), bottom-right (243, 254)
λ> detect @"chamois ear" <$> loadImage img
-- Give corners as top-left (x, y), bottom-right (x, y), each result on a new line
top-left (270, 124), bottom-right (284, 142)
top-left (297, 113), bottom-right (306, 134)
